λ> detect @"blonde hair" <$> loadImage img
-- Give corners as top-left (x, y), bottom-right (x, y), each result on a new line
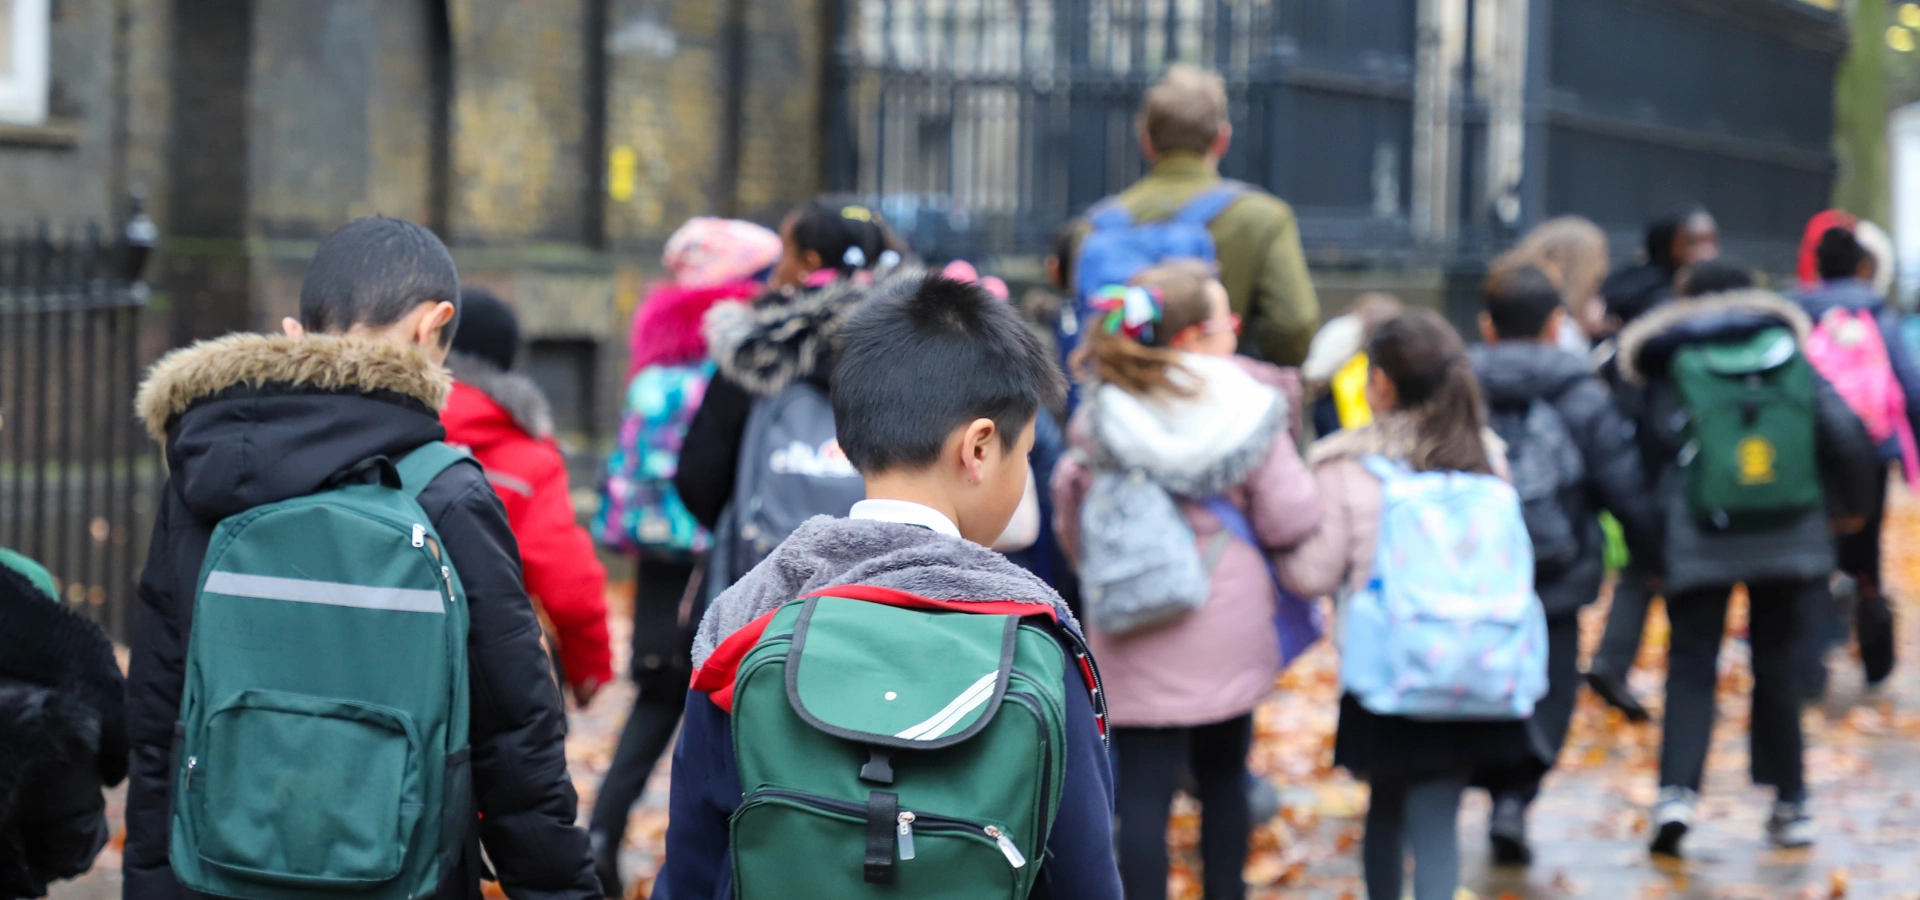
top-left (1075, 259), bottom-right (1217, 397)
top-left (1138, 65), bottom-right (1230, 156)
top-left (1492, 216), bottom-right (1609, 310)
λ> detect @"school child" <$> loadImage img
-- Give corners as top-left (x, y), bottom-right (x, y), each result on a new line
top-left (1052, 260), bottom-right (1322, 900)
top-left (0, 550), bottom-right (126, 899)
top-left (588, 217), bottom-right (782, 897)
top-left (672, 202), bottom-right (912, 563)
top-left (1613, 278), bottom-right (1877, 854)
top-left (1300, 294), bottom-right (1403, 438)
top-left (443, 288), bottom-right (612, 705)
top-left (125, 217), bottom-right (597, 900)
top-left (1277, 309), bottom-right (1548, 900)
top-left (1469, 265), bottom-right (1659, 864)
top-left (654, 276), bottom-right (1121, 899)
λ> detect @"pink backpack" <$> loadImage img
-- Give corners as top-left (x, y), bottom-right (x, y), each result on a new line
top-left (1805, 307), bottom-right (1920, 485)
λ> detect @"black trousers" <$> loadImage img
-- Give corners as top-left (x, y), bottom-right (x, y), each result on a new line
top-left (589, 560), bottom-right (696, 844)
top-left (1659, 581), bottom-right (1810, 802)
top-left (1590, 565), bottom-right (1656, 681)
top-left (1113, 715), bottom-right (1255, 900)
top-left (1487, 614), bottom-right (1580, 806)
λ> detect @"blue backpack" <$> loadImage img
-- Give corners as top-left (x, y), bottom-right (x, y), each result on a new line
top-left (1063, 184), bottom-right (1246, 411)
top-left (1339, 457), bottom-right (1549, 720)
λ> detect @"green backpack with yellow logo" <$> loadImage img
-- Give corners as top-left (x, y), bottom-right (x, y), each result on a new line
top-left (1672, 327), bottom-right (1822, 530)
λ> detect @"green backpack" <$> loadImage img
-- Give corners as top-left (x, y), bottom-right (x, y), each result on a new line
top-left (170, 443), bottom-right (474, 900)
top-left (1671, 327), bottom-right (1822, 530)
top-left (727, 587), bottom-right (1092, 898)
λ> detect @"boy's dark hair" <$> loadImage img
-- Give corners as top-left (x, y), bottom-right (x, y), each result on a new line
top-left (1676, 260), bottom-right (1756, 298)
top-left (1483, 264), bottom-right (1562, 340)
top-left (299, 217), bottom-right (461, 347)
top-left (833, 275), bottom-right (1067, 473)
top-left (1815, 226), bottom-right (1867, 282)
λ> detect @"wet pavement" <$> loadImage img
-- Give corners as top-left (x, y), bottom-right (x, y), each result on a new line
top-left (51, 487), bottom-right (1920, 900)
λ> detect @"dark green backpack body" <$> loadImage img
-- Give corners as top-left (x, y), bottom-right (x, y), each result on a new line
top-left (1671, 327), bottom-right (1821, 530)
top-left (170, 444), bottom-right (473, 900)
top-left (728, 589), bottom-right (1082, 898)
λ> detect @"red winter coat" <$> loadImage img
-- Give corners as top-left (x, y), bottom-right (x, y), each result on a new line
top-left (443, 353), bottom-right (613, 691)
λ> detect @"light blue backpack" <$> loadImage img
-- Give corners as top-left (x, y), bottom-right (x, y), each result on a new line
top-left (1339, 456), bottom-right (1548, 720)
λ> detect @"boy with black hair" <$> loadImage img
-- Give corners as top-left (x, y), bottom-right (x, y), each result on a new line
top-left (125, 216), bottom-right (598, 900)
top-left (655, 275), bottom-right (1122, 899)
top-left (1470, 264), bottom-right (1660, 865)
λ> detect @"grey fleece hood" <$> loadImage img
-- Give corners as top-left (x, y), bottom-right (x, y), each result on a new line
top-left (692, 516), bottom-right (1079, 668)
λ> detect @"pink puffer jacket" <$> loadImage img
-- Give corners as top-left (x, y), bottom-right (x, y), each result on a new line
top-left (1053, 355), bottom-right (1322, 728)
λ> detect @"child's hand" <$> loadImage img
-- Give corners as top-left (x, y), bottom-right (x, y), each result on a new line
top-left (571, 679), bottom-right (603, 708)
top-left (1831, 514), bottom-right (1867, 536)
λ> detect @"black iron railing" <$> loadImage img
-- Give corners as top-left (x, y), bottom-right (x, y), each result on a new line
top-left (0, 204), bottom-right (156, 642)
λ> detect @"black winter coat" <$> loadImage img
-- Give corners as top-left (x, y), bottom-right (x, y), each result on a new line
top-left (124, 334), bottom-right (597, 900)
top-left (0, 561), bottom-right (126, 899)
top-left (1616, 290), bottom-right (1881, 594)
top-left (1471, 342), bottom-right (1660, 618)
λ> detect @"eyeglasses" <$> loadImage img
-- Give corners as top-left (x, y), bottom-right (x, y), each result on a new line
top-left (1199, 313), bottom-right (1242, 336)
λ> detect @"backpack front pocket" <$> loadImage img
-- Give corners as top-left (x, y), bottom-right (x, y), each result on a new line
top-left (731, 788), bottom-right (1027, 900)
top-left (188, 690), bottom-right (423, 888)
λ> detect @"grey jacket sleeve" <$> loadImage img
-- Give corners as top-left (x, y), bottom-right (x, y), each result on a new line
top-left (1559, 381), bottom-right (1661, 563)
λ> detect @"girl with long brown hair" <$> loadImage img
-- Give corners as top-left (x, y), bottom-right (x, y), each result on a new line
top-left (1276, 309), bottom-right (1544, 900)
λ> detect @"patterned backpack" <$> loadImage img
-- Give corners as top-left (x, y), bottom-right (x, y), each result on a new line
top-left (593, 362), bottom-right (714, 560)
top-left (1339, 457), bottom-right (1548, 720)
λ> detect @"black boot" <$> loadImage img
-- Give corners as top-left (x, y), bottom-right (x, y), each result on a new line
top-left (1584, 668), bottom-right (1651, 723)
top-left (1489, 795), bottom-right (1533, 866)
top-left (1858, 588), bottom-right (1897, 687)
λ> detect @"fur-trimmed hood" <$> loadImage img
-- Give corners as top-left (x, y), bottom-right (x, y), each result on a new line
top-left (690, 515), bottom-right (1076, 669)
top-left (628, 280), bottom-right (764, 376)
top-left (446, 351), bottom-right (554, 440)
top-left (1615, 289), bottom-right (1811, 385)
top-left (703, 267), bottom-right (924, 397)
top-left (1076, 354), bottom-right (1289, 498)
top-left (1307, 411), bottom-right (1508, 475)
top-left (135, 333), bottom-right (451, 523)
top-left (138, 333), bottom-right (450, 442)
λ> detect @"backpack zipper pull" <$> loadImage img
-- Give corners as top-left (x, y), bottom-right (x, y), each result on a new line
top-left (896, 811), bottom-right (915, 861)
top-left (985, 825), bottom-right (1024, 867)
top-left (184, 756), bottom-right (197, 791)
top-left (411, 524), bottom-right (426, 548)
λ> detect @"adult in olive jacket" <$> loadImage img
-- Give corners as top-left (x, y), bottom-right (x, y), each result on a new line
top-left (1075, 64), bottom-right (1320, 366)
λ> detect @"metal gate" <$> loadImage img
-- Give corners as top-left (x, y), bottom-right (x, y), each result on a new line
top-left (0, 218), bottom-right (155, 641)
top-left (825, 0), bottom-right (1421, 263)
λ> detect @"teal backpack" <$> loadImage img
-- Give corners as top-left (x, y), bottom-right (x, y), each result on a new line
top-left (170, 443), bottom-right (474, 900)
top-left (725, 586), bottom-right (1099, 898)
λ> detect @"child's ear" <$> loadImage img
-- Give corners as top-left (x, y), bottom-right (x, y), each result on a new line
top-left (960, 417), bottom-right (998, 484)
top-left (414, 300), bottom-right (457, 348)
top-left (803, 250), bottom-right (825, 274)
top-left (1477, 311), bottom-right (1498, 344)
top-left (281, 317), bottom-right (306, 338)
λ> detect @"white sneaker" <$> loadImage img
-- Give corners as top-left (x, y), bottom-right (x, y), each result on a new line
top-left (1767, 800), bottom-right (1816, 848)
top-left (1650, 786), bottom-right (1697, 857)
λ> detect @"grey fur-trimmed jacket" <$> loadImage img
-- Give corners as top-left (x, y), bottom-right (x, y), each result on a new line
top-left (1615, 289), bottom-right (1880, 594)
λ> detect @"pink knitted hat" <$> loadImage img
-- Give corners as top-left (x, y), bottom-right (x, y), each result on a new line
top-left (663, 218), bottom-right (783, 289)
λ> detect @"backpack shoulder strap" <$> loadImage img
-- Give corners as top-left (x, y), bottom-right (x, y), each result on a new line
top-left (396, 441), bottom-right (474, 501)
top-left (1171, 182), bottom-right (1250, 227)
top-left (1087, 197), bottom-right (1134, 231)
top-left (1360, 454), bottom-right (1409, 485)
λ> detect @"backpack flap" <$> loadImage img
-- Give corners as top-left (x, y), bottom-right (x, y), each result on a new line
top-left (785, 596), bottom-right (1018, 751)
top-left (1695, 327), bottom-right (1799, 378)
top-left (1674, 328), bottom-right (1821, 530)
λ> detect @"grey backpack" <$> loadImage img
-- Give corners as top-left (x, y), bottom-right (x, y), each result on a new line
top-left (1487, 399), bottom-right (1585, 579)
top-left (718, 381), bottom-right (866, 585)
top-left (1077, 469), bottom-right (1212, 635)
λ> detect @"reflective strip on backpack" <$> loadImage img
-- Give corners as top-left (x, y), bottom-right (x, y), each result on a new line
top-left (486, 471), bottom-right (535, 497)
top-left (203, 571), bottom-right (446, 614)
top-left (892, 671), bottom-right (997, 741)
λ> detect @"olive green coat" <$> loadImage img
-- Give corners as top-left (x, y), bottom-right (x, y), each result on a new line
top-left (1082, 153), bottom-right (1320, 365)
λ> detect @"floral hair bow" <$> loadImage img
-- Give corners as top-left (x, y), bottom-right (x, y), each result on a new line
top-left (1091, 285), bottom-right (1163, 344)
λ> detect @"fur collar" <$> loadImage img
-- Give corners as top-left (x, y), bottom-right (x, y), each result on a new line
top-left (1083, 354), bottom-right (1287, 497)
top-left (704, 267), bottom-right (924, 397)
top-left (1615, 289), bottom-right (1811, 385)
top-left (138, 333), bottom-right (451, 442)
top-left (691, 515), bottom-right (1075, 669)
top-left (1307, 411), bottom-right (1507, 473)
top-left (446, 351), bottom-right (554, 439)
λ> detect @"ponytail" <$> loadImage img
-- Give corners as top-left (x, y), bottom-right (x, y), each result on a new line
top-left (1072, 259), bottom-right (1217, 398)
top-left (1367, 309), bottom-right (1492, 475)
